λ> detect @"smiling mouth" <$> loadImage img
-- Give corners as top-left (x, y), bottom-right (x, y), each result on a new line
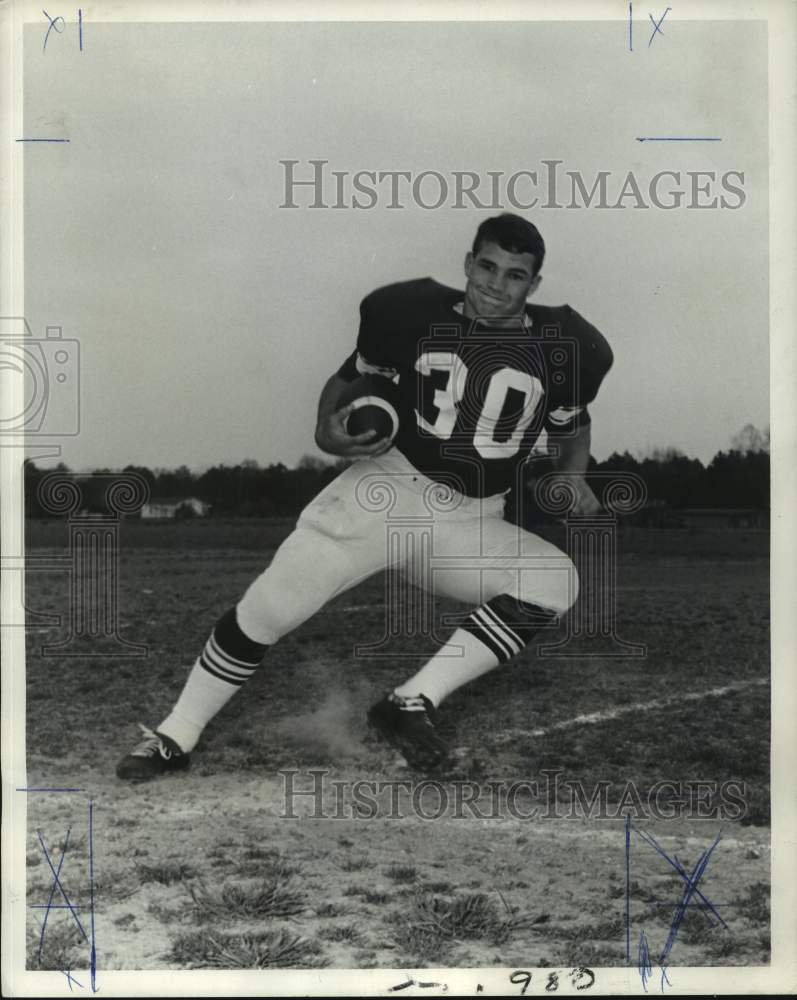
top-left (479, 289), bottom-right (505, 303)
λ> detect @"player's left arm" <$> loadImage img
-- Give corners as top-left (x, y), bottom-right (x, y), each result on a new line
top-left (545, 306), bottom-right (614, 516)
top-left (548, 421), bottom-right (602, 515)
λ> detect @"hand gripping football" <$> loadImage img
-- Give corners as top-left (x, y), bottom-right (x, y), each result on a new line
top-left (338, 374), bottom-right (401, 442)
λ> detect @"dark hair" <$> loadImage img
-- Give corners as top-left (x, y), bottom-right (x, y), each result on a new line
top-left (472, 213), bottom-right (545, 276)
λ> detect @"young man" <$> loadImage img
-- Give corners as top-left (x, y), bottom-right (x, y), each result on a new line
top-left (116, 213), bottom-right (613, 780)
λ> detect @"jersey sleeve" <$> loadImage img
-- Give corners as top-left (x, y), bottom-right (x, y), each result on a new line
top-left (544, 306), bottom-right (613, 432)
top-left (336, 349), bottom-right (399, 381)
top-left (335, 287), bottom-right (403, 382)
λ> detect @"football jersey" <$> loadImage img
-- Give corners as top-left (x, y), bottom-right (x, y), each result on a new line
top-left (337, 278), bottom-right (613, 498)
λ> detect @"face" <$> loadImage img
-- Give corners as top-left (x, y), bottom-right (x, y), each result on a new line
top-left (463, 241), bottom-right (541, 322)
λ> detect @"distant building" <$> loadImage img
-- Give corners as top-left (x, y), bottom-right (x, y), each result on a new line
top-left (140, 497), bottom-right (210, 519)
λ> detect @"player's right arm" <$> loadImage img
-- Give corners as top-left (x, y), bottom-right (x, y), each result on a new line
top-left (314, 373), bottom-right (394, 457)
top-left (315, 287), bottom-right (404, 458)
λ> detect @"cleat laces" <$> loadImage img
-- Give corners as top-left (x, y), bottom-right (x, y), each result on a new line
top-left (130, 724), bottom-right (174, 760)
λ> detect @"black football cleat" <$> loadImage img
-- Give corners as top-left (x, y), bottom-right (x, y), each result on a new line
top-left (115, 724), bottom-right (190, 782)
top-left (367, 693), bottom-right (449, 771)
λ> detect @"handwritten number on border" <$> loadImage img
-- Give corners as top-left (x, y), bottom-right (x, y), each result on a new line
top-left (509, 969), bottom-right (595, 994)
top-left (510, 971), bottom-right (532, 995)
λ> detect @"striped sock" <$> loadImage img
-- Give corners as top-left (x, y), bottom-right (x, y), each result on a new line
top-left (393, 595), bottom-right (558, 707)
top-left (157, 607), bottom-right (267, 752)
top-left (459, 595), bottom-right (558, 664)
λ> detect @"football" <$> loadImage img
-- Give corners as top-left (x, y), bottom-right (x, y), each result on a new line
top-left (338, 374), bottom-right (401, 442)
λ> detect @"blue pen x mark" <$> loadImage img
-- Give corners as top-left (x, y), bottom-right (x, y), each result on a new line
top-left (649, 7), bottom-right (672, 46)
top-left (42, 9), bottom-right (66, 51)
top-left (634, 826), bottom-right (728, 940)
top-left (627, 821), bottom-right (728, 991)
top-left (34, 828), bottom-right (89, 964)
top-left (62, 969), bottom-right (84, 991)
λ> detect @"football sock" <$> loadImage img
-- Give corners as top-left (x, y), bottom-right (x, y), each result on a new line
top-left (157, 606), bottom-right (268, 752)
top-left (393, 628), bottom-right (499, 707)
top-left (393, 595), bottom-right (558, 708)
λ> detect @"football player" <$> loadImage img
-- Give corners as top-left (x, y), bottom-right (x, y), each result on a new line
top-left (117, 213), bottom-right (612, 780)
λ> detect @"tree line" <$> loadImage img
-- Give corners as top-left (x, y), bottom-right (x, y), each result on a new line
top-left (23, 425), bottom-right (769, 519)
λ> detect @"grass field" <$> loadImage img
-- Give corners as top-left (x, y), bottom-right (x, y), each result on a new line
top-left (21, 517), bottom-right (770, 975)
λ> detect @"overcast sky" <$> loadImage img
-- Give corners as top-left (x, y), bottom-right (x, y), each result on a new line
top-left (22, 18), bottom-right (768, 470)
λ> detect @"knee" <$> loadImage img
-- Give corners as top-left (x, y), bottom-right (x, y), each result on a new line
top-left (517, 555), bottom-right (578, 615)
top-left (235, 584), bottom-right (289, 646)
top-left (235, 526), bottom-right (353, 645)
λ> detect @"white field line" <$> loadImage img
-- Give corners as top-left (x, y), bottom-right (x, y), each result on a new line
top-left (493, 677), bottom-right (770, 743)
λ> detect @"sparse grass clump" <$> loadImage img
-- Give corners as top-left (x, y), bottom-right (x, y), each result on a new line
top-left (169, 928), bottom-right (328, 969)
top-left (147, 900), bottom-right (190, 925)
top-left (136, 860), bottom-right (197, 885)
top-left (556, 916), bottom-right (626, 942)
top-left (240, 846), bottom-right (301, 875)
top-left (678, 908), bottom-right (726, 947)
top-left (422, 879), bottom-right (454, 894)
top-left (57, 834), bottom-right (86, 856)
top-left (564, 942), bottom-right (626, 966)
top-left (315, 901), bottom-right (356, 918)
top-left (738, 880), bottom-right (769, 923)
top-left (414, 892), bottom-right (509, 941)
top-left (317, 923), bottom-right (364, 944)
top-left (707, 933), bottom-right (736, 959)
top-left (188, 877), bottom-right (306, 921)
top-left (26, 918), bottom-right (85, 971)
top-left (237, 853), bottom-right (302, 880)
top-left (91, 870), bottom-right (138, 903)
top-left (388, 891), bottom-right (536, 961)
top-left (361, 890), bottom-right (389, 905)
top-left (384, 863), bottom-right (417, 883)
top-left (241, 845), bottom-right (280, 862)
top-left (353, 948), bottom-right (379, 967)
top-left (335, 854), bottom-right (370, 872)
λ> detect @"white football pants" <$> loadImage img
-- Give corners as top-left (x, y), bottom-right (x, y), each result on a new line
top-left (236, 448), bottom-right (578, 646)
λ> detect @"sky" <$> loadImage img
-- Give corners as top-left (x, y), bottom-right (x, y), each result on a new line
top-left (20, 17), bottom-right (769, 471)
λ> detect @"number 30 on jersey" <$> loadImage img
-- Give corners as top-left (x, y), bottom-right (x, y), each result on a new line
top-left (414, 351), bottom-right (544, 459)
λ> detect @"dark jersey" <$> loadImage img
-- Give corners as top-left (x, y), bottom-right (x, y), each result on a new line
top-left (337, 278), bottom-right (613, 497)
